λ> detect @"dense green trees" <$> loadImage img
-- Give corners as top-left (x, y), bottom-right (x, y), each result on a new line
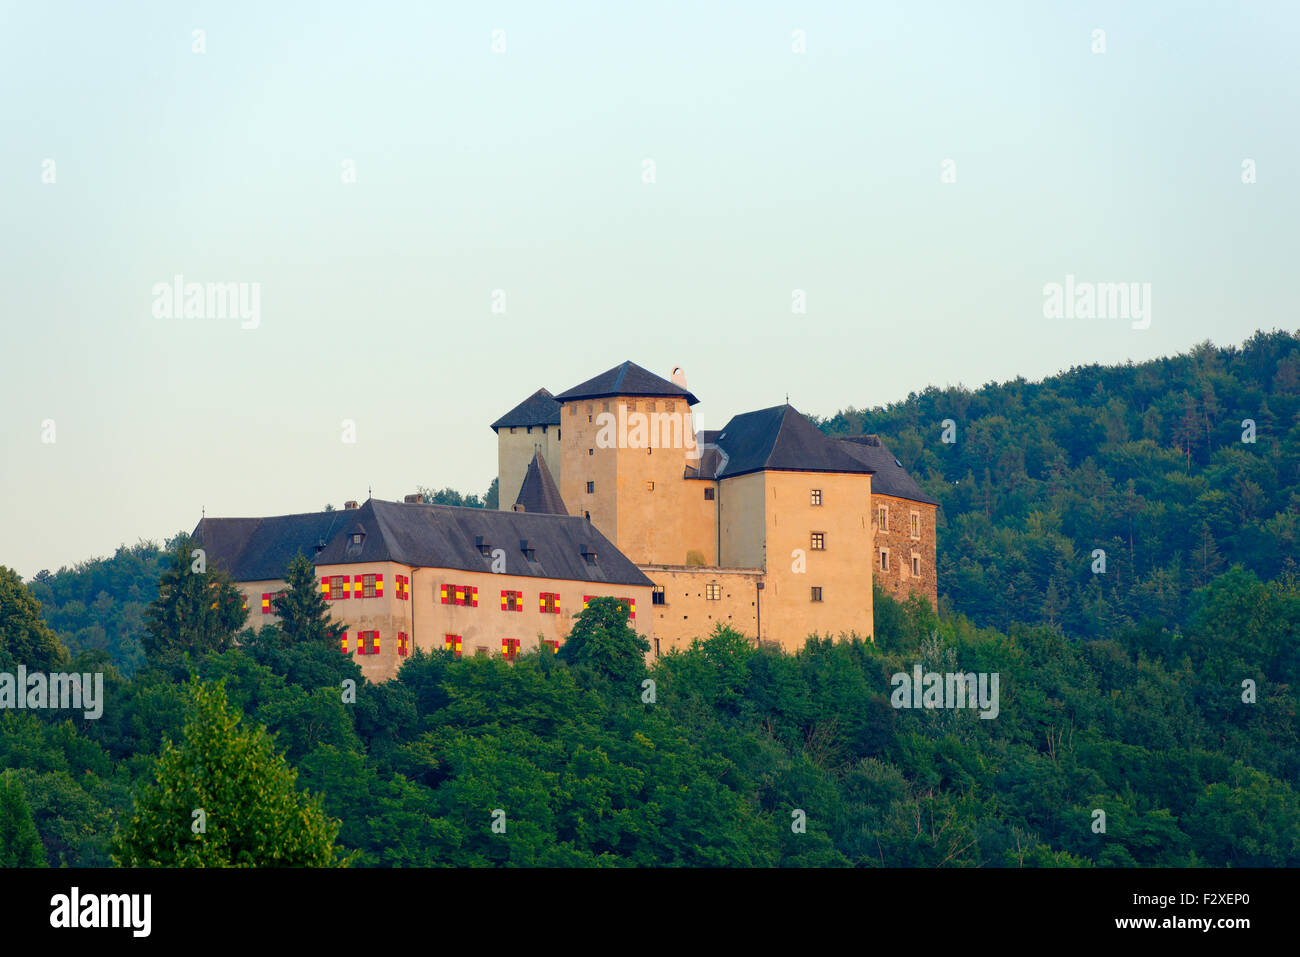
top-left (0, 565), bottom-right (69, 671)
top-left (113, 679), bottom-right (348, 867)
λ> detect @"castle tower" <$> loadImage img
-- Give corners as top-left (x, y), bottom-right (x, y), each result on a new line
top-left (490, 389), bottom-right (563, 513)
top-left (552, 361), bottom-right (716, 566)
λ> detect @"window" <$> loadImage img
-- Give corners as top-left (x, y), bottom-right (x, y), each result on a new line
top-left (540, 592), bottom-right (560, 613)
top-left (358, 631), bottom-right (380, 655)
top-left (648, 401), bottom-right (656, 412)
top-left (361, 573), bottom-right (378, 598)
top-left (586, 481), bottom-right (594, 493)
top-left (542, 639), bottom-right (559, 654)
top-left (510, 427), bottom-right (517, 434)
top-left (500, 589), bottom-right (523, 612)
top-left (912, 555), bottom-right (921, 577)
top-left (704, 487), bottom-right (715, 501)
top-left (880, 549), bottom-right (890, 572)
top-left (395, 574), bottom-right (410, 600)
top-left (705, 584), bottom-right (722, 601)
top-left (340, 634), bottom-right (349, 654)
top-left (652, 585), bottom-right (666, 605)
top-left (322, 575), bottom-right (349, 600)
top-left (810, 532), bottom-right (825, 551)
top-left (261, 592), bottom-right (275, 614)
top-left (877, 505), bottom-right (889, 532)
top-left (810, 587), bottom-right (823, 602)
top-left (810, 489), bottom-right (822, 506)
top-left (475, 646), bottom-right (489, 657)
top-left (666, 401), bottom-right (675, 411)
top-left (351, 533), bottom-right (363, 545)
top-left (445, 634), bottom-right (463, 658)
top-left (526, 426), bottom-right (532, 434)
top-left (397, 632), bottom-right (409, 657)
top-left (242, 595), bottom-right (249, 612)
top-left (588, 448), bottom-right (593, 456)
top-left (569, 405), bottom-right (576, 416)
top-left (502, 638), bottom-right (521, 660)
top-left (910, 511), bottom-right (921, 539)
top-left (646, 481), bottom-right (654, 491)
top-left (440, 584), bottom-right (479, 607)
top-left (580, 545), bottom-right (597, 565)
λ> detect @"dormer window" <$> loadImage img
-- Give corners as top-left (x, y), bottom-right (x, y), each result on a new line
top-left (351, 533), bottom-right (363, 545)
top-left (349, 523), bottom-right (366, 547)
top-left (474, 535), bottom-right (492, 557)
top-left (519, 539), bottom-right (536, 561)
top-left (579, 544), bottom-right (597, 565)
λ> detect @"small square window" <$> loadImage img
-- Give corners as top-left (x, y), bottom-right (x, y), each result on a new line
top-left (705, 583), bottom-right (722, 600)
top-left (810, 489), bottom-right (822, 506)
top-left (646, 480), bottom-right (654, 491)
top-left (810, 587), bottom-right (823, 602)
top-left (652, 585), bottom-right (666, 605)
top-left (704, 487), bottom-right (715, 501)
top-left (810, 532), bottom-right (825, 551)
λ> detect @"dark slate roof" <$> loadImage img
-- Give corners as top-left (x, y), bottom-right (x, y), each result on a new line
top-left (837, 436), bottom-right (940, 505)
top-left (194, 499), bottom-right (651, 587)
top-left (554, 360), bottom-right (699, 406)
top-left (514, 452), bottom-right (568, 515)
top-left (193, 511), bottom-right (355, 581)
top-left (490, 388), bottom-right (562, 431)
top-left (699, 405), bottom-right (875, 479)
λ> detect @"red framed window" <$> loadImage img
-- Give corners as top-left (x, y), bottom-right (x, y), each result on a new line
top-left (502, 638), bottom-right (521, 660)
top-left (261, 592), bottom-right (274, 614)
top-left (440, 584), bottom-right (478, 607)
top-left (542, 639), bottom-right (559, 654)
top-left (500, 590), bottom-right (523, 612)
top-left (321, 575), bottom-right (349, 600)
top-left (397, 632), bottom-right (409, 656)
top-left (445, 634), bottom-right (462, 658)
top-left (357, 630), bottom-right (379, 655)
top-left (341, 634), bottom-right (349, 654)
top-left (395, 574), bottom-right (410, 601)
top-left (360, 574), bottom-right (377, 598)
top-left (539, 592), bottom-right (559, 614)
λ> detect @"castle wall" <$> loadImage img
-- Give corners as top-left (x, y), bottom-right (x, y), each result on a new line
top-left (871, 495), bottom-right (939, 607)
top-left (639, 565), bottom-right (764, 655)
top-left (758, 471), bottom-right (874, 650)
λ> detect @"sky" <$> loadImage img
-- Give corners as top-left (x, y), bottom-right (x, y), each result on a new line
top-left (2, 0), bottom-right (1298, 579)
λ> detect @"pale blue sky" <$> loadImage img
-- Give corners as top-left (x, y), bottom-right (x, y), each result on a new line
top-left (3, 0), bottom-right (1297, 578)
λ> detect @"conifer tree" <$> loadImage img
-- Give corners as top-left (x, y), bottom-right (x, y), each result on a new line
top-left (113, 678), bottom-right (350, 867)
top-left (0, 772), bottom-right (46, 867)
top-left (143, 535), bottom-right (246, 660)
top-left (272, 554), bottom-right (345, 650)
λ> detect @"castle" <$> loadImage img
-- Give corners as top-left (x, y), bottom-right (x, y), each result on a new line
top-left (195, 361), bottom-right (937, 681)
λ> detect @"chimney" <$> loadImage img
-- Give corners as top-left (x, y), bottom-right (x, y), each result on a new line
top-left (344, 500), bottom-right (359, 510)
top-left (404, 493), bottom-right (425, 504)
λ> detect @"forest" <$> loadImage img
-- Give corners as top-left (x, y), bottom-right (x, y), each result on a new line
top-left (2, 331), bottom-right (1298, 867)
